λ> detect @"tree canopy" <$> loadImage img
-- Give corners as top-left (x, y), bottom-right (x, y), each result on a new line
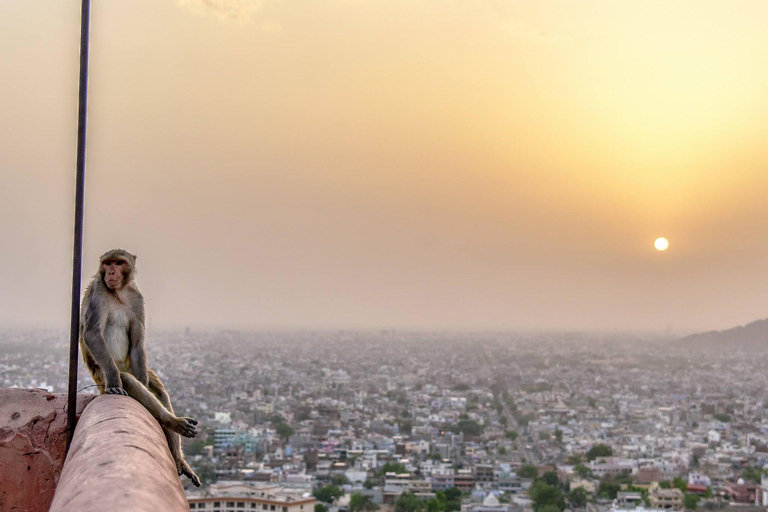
top-left (572, 465), bottom-right (592, 479)
top-left (350, 493), bottom-right (379, 512)
top-left (395, 493), bottom-right (424, 512)
top-left (586, 444), bottom-right (613, 461)
top-left (529, 481), bottom-right (566, 512)
top-left (314, 485), bottom-right (344, 504)
top-left (541, 471), bottom-right (559, 487)
top-left (449, 419), bottom-right (484, 436)
top-left (568, 487), bottom-right (588, 508)
top-left (684, 493), bottom-right (700, 511)
top-left (379, 462), bottom-right (408, 476)
top-left (276, 423), bottom-right (294, 441)
top-left (518, 464), bottom-right (539, 479)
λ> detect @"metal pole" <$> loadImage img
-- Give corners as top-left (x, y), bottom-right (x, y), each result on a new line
top-left (67, 0), bottom-right (91, 451)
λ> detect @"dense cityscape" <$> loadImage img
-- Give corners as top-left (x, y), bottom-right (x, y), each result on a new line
top-left (3, 328), bottom-right (768, 512)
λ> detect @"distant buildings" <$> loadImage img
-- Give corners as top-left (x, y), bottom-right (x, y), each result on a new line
top-left (648, 485), bottom-right (683, 509)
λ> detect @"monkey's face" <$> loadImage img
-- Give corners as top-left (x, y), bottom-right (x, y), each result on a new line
top-left (102, 258), bottom-right (130, 290)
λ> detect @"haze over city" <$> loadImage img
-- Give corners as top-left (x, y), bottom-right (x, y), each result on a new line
top-left (3, 0), bottom-right (768, 331)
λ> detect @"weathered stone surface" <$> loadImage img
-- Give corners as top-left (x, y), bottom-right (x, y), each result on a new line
top-left (0, 389), bottom-right (94, 512)
top-left (49, 394), bottom-right (188, 512)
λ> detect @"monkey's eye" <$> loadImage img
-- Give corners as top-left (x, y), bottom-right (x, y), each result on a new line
top-left (115, 261), bottom-right (125, 266)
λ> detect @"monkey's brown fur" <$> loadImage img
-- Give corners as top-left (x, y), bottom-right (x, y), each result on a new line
top-left (80, 248), bottom-right (201, 486)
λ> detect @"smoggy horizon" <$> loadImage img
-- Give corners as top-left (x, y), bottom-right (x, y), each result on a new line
top-left (2, 1), bottom-right (768, 332)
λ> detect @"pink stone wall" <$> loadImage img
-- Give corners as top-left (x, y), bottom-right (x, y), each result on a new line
top-left (0, 389), bottom-right (94, 512)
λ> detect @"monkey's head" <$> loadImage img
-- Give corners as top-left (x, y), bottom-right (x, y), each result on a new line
top-left (99, 249), bottom-right (137, 291)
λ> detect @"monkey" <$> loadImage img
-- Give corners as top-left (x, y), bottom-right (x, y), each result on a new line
top-left (79, 248), bottom-right (201, 487)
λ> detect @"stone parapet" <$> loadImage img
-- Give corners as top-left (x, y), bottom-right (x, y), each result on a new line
top-left (49, 394), bottom-right (188, 512)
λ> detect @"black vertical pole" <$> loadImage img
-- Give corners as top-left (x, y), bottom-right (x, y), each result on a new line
top-left (66, 0), bottom-right (91, 451)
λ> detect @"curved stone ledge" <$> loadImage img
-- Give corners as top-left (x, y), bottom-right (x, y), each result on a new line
top-left (49, 394), bottom-right (188, 512)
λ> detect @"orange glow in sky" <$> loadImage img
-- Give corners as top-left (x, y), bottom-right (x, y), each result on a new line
top-left (1, 0), bottom-right (768, 331)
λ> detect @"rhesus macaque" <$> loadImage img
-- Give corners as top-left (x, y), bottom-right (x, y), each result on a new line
top-left (80, 249), bottom-right (201, 486)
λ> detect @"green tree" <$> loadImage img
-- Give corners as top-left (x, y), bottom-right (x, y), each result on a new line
top-left (498, 446), bottom-right (507, 455)
top-left (350, 493), bottom-right (380, 512)
top-left (615, 473), bottom-right (633, 485)
top-left (505, 430), bottom-right (519, 441)
top-left (364, 480), bottom-right (374, 489)
top-left (516, 413), bottom-right (535, 427)
top-left (572, 465), bottom-right (592, 480)
top-left (597, 481), bottom-right (620, 500)
top-left (566, 454), bottom-right (584, 465)
top-left (541, 471), bottom-right (559, 487)
top-left (333, 474), bottom-right (350, 486)
top-left (703, 488), bottom-right (713, 499)
top-left (444, 488), bottom-right (462, 500)
top-left (450, 419), bottom-right (484, 436)
top-left (672, 477), bottom-right (688, 493)
top-left (314, 485), bottom-right (344, 504)
top-left (742, 467), bottom-right (765, 483)
top-left (426, 494), bottom-right (447, 512)
top-left (396, 493), bottom-right (425, 512)
top-left (529, 481), bottom-right (566, 512)
top-left (586, 444), bottom-right (613, 461)
top-left (684, 494), bottom-right (700, 510)
top-left (315, 505), bottom-right (329, 512)
top-left (519, 464), bottom-right (539, 479)
top-left (713, 413), bottom-right (731, 423)
top-left (443, 487), bottom-right (462, 511)
top-left (568, 487), bottom-right (588, 508)
top-left (554, 429), bottom-right (563, 443)
top-left (276, 423), bottom-right (294, 442)
top-left (379, 462), bottom-right (408, 475)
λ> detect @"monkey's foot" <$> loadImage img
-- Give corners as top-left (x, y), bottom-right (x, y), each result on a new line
top-left (167, 416), bottom-right (198, 438)
top-left (104, 387), bottom-right (127, 396)
top-left (178, 459), bottom-right (201, 487)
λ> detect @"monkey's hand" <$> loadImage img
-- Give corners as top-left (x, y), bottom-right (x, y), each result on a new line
top-left (103, 374), bottom-right (126, 395)
top-left (178, 460), bottom-right (202, 487)
top-left (168, 416), bottom-right (198, 438)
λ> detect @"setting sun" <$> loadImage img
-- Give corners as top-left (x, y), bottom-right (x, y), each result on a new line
top-left (654, 237), bottom-right (669, 251)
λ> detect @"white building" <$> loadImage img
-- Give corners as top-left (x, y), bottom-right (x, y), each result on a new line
top-left (188, 483), bottom-right (315, 512)
top-left (688, 472), bottom-right (711, 487)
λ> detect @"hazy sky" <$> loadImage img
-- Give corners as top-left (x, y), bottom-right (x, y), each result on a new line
top-left (2, 0), bottom-right (768, 331)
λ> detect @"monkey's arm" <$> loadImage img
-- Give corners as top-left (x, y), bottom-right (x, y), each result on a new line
top-left (82, 298), bottom-right (125, 395)
top-left (129, 320), bottom-right (148, 387)
top-left (128, 294), bottom-right (149, 386)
